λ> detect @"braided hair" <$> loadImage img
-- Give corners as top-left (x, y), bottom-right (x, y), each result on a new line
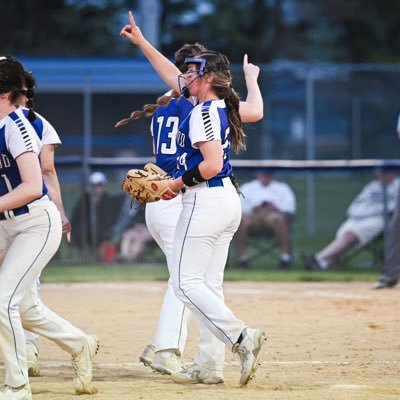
top-left (115, 43), bottom-right (207, 128)
top-left (22, 70), bottom-right (37, 122)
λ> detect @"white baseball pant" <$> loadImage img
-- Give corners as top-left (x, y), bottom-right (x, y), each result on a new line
top-left (171, 178), bottom-right (246, 371)
top-left (145, 195), bottom-right (191, 354)
top-left (0, 197), bottom-right (90, 387)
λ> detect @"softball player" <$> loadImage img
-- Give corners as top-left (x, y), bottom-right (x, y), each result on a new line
top-left (121, 12), bottom-right (265, 386)
top-left (117, 43), bottom-right (206, 374)
top-left (0, 56), bottom-right (98, 399)
top-left (19, 69), bottom-right (72, 378)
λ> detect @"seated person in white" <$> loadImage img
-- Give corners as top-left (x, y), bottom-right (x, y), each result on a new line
top-left (303, 168), bottom-right (400, 270)
top-left (236, 169), bottom-right (296, 268)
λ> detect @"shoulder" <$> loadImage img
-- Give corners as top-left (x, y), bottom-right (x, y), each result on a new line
top-left (5, 108), bottom-right (33, 133)
top-left (191, 100), bottom-right (225, 119)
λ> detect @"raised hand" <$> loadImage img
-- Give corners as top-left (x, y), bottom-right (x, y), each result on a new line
top-left (120, 11), bottom-right (145, 46)
top-left (243, 54), bottom-right (260, 81)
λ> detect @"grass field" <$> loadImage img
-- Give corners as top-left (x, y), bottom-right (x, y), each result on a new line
top-left (42, 263), bottom-right (379, 284)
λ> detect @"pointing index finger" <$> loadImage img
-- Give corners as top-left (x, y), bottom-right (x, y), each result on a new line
top-left (129, 10), bottom-right (136, 28)
top-left (243, 54), bottom-right (248, 67)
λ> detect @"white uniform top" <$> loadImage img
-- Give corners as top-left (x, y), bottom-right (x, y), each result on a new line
top-left (0, 107), bottom-right (43, 196)
top-left (21, 108), bottom-right (61, 146)
top-left (346, 177), bottom-right (400, 219)
top-left (240, 179), bottom-right (297, 215)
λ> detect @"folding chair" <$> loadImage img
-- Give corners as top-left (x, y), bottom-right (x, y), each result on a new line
top-left (230, 213), bottom-right (294, 268)
top-left (334, 232), bottom-right (384, 269)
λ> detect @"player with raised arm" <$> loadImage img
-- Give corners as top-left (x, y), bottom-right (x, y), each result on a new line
top-left (120, 12), bottom-right (266, 386)
top-left (118, 39), bottom-right (263, 375)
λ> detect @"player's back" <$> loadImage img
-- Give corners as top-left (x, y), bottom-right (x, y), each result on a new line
top-left (151, 96), bottom-right (193, 176)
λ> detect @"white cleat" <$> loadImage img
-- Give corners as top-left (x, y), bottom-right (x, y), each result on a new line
top-left (232, 328), bottom-right (267, 386)
top-left (150, 351), bottom-right (183, 375)
top-left (71, 334), bottom-right (99, 395)
top-left (139, 344), bottom-right (155, 367)
top-left (26, 342), bottom-right (40, 377)
top-left (171, 363), bottom-right (224, 384)
top-left (0, 384), bottom-right (32, 400)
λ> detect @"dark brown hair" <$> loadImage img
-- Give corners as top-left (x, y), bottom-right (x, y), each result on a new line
top-left (196, 50), bottom-right (245, 153)
top-left (0, 55), bottom-right (25, 104)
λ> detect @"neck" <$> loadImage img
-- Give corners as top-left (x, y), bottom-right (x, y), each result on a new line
top-left (0, 103), bottom-right (16, 119)
top-left (197, 87), bottom-right (220, 103)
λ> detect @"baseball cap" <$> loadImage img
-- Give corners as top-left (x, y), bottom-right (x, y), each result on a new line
top-left (89, 171), bottom-right (107, 185)
top-left (256, 167), bottom-right (275, 176)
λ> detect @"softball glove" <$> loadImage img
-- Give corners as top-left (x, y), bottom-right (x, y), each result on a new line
top-left (122, 163), bottom-right (177, 203)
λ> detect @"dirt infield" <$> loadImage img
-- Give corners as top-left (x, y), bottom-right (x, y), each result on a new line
top-left (4, 281), bottom-right (399, 400)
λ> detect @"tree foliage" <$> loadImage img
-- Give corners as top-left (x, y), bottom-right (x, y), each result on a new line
top-left (0, 0), bottom-right (127, 56)
top-left (0, 0), bottom-right (399, 63)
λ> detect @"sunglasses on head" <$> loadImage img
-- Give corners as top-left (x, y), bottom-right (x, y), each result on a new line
top-left (20, 88), bottom-right (35, 98)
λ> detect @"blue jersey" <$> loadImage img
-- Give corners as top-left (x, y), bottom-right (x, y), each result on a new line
top-left (175, 99), bottom-right (232, 179)
top-left (0, 107), bottom-right (47, 198)
top-left (151, 96), bottom-right (194, 175)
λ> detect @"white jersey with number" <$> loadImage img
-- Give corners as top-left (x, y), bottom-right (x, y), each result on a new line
top-left (0, 107), bottom-right (43, 196)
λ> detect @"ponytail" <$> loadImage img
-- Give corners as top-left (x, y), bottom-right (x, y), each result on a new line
top-left (26, 107), bottom-right (36, 122)
top-left (115, 91), bottom-right (180, 128)
top-left (225, 88), bottom-right (246, 153)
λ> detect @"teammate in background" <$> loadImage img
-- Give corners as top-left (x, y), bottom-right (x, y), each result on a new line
top-left (0, 56), bottom-right (98, 399)
top-left (236, 168), bottom-right (296, 268)
top-left (374, 115), bottom-right (400, 289)
top-left (117, 41), bottom-right (263, 376)
top-left (302, 168), bottom-right (399, 271)
top-left (18, 69), bottom-right (72, 378)
top-left (121, 12), bottom-right (266, 386)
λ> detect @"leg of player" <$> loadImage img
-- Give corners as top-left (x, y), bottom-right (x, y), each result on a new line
top-left (25, 278), bottom-right (41, 377)
top-left (0, 199), bottom-right (99, 397)
top-left (171, 241), bottom-right (228, 384)
top-left (142, 197), bottom-right (189, 374)
top-left (171, 184), bottom-right (266, 386)
top-left (24, 330), bottom-right (40, 377)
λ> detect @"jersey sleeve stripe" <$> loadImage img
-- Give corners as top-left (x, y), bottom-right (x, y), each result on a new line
top-left (201, 111), bottom-right (214, 140)
top-left (12, 116), bottom-right (34, 151)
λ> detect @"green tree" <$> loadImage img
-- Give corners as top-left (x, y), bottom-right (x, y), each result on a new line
top-left (0, 0), bottom-right (127, 56)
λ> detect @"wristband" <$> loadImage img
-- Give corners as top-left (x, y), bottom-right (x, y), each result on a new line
top-left (182, 165), bottom-right (206, 187)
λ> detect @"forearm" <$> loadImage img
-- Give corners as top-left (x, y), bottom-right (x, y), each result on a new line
top-left (0, 183), bottom-right (42, 212)
top-left (43, 169), bottom-right (66, 215)
top-left (239, 76), bottom-right (264, 122)
top-left (138, 39), bottom-right (181, 93)
top-left (170, 160), bottom-right (222, 192)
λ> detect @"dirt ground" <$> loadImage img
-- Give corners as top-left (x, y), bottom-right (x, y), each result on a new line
top-left (3, 281), bottom-right (400, 400)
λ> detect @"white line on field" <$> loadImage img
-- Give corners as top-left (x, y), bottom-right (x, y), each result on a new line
top-left (1, 359), bottom-right (397, 370)
top-left (42, 283), bottom-right (373, 300)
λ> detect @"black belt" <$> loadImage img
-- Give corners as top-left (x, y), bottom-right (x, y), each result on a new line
top-left (0, 205), bottom-right (29, 221)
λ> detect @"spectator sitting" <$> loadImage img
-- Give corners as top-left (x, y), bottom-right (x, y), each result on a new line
top-left (302, 168), bottom-right (400, 271)
top-left (117, 197), bottom-right (153, 263)
top-left (236, 168), bottom-right (297, 268)
top-left (71, 171), bottom-right (150, 263)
